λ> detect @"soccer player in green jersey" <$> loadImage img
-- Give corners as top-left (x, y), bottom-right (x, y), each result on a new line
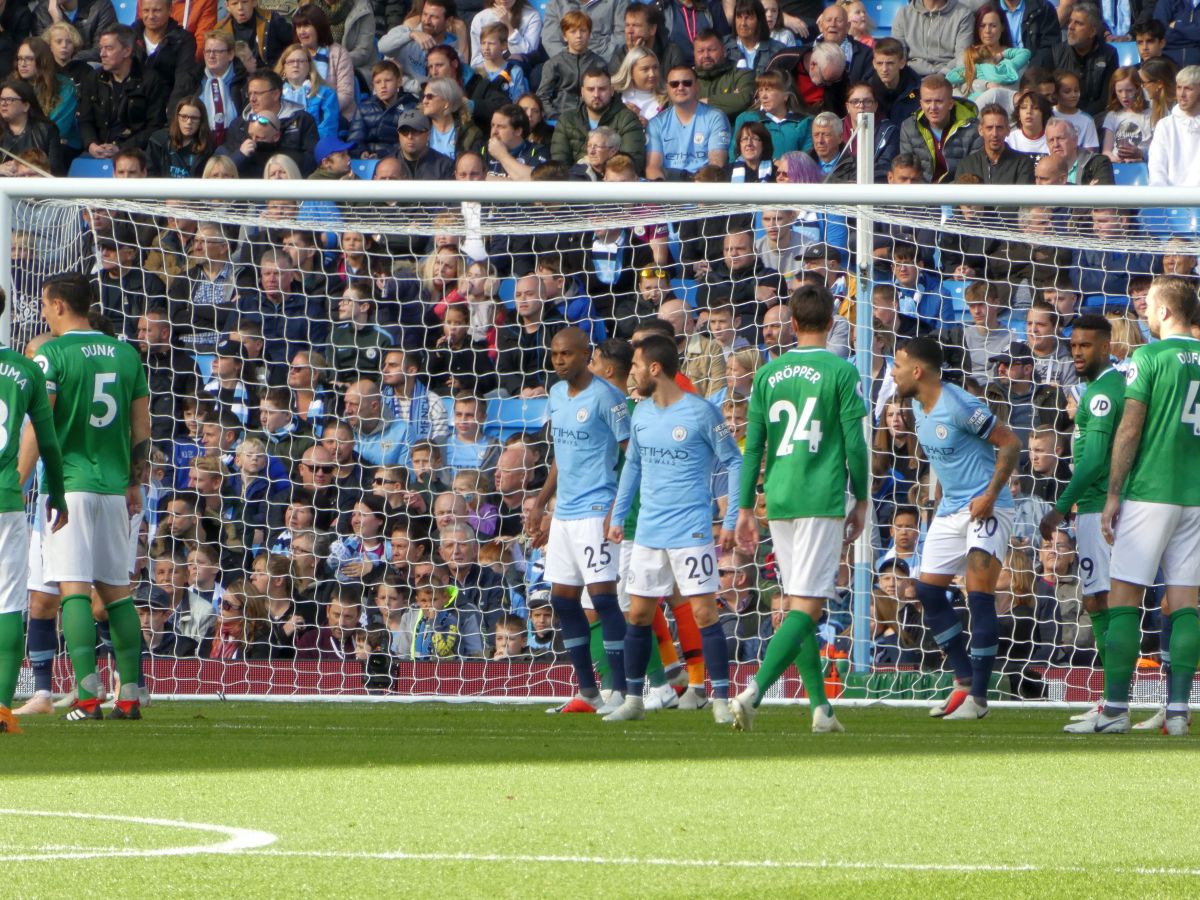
top-left (731, 285), bottom-right (870, 734)
top-left (1037, 316), bottom-right (1126, 733)
top-left (35, 274), bottom-right (151, 722)
top-left (1096, 277), bottom-right (1200, 736)
top-left (0, 294), bottom-right (68, 734)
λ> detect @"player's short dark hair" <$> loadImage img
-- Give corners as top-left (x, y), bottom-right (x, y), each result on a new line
top-left (632, 317), bottom-right (676, 339)
top-left (1152, 275), bottom-right (1198, 323)
top-left (788, 284), bottom-right (834, 333)
top-left (892, 504), bottom-right (920, 523)
top-left (43, 273), bottom-right (94, 317)
top-left (595, 338), bottom-right (633, 377)
top-left (1071, 314), bottom-right (1112, 336)
top-left (901, 336), bottom-right (944, 371)
top-left (635, 333), bottom-right (679, 377)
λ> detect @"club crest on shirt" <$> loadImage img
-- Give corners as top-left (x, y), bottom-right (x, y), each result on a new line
top-left (934, 424), bottom-right (948, 440)
top-left (576, 407), bottom-right (589, 423)
top-left (693, 133), bottom-right (706, 145)
top-left (672, 425), bottom-right (688, 441)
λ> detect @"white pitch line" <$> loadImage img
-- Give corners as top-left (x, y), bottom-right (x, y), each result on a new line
top-left (0, 809), bottom-right (277, 861)
top-left (242, 848), bottom-right (1200, 877)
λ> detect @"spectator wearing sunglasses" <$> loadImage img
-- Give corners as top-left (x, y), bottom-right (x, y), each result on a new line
top-left (645, 63), bottom-right (731, 180)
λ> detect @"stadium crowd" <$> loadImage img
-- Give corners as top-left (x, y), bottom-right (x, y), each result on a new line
top-left (4, 0), bottom-right (1196, 695)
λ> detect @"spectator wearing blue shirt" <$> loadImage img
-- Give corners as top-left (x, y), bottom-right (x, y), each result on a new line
top-left (536, 254), bottom-right (607, 344)
top-left (346, 377), bottom-right (416, 467)
top-left (646, 64), bottom-right (731, 180)
top-left (381, 0), bottom-right (463, 86)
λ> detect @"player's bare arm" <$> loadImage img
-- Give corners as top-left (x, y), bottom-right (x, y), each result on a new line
top-left (526, 458), bottom-right (557, 547)
top-left (1102, 398), bottom-right (1146, 542)
top-left (968, 422), bottom-right (1020, 521)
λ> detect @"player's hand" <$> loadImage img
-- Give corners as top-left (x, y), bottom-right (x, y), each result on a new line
top-left (968, 491), bottom-right (996, 523)
top-left (1039, 509), bottom-right (1064, 542)
top-left (844, 500), bottom-right (867, 544)
top-left (126, 484), bottom-right (143, 518)
top-left (1101, 495), bottom-right (1121, 545)
top-left (525, 503), bottom-right (548, 548)
top-left (607, 523), bottom-right (624, 544)
top-left (735, 509), bottom-right (758, 554)
top-left (48, 500), bottom-right (68, 533)
top-left (717, 527), bottom-right (735, 552)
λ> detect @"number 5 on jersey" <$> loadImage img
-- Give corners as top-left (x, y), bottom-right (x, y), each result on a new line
top-left (769, 398), bottom-right (823, 455)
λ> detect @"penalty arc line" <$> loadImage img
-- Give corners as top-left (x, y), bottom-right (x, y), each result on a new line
top-left (0, 809), bottom-right (278, 861)
top-left (244, 849), bottom-right (1200, 877)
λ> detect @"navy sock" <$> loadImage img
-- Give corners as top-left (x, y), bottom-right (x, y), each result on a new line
top-left (623, 623), bottom-right (653, 698)
top-left (591, 592), bottom-right (628, 695)
top-left (915, 582), bottom-right (972, 683)
top-left (967, 592), bottom-right (998, 702)
top-left (26, 616), bottom-right (56, 694)
top-left (551, 594), bottom-right (598, 694)
top-left (700, 622), bottom-right (730, 700)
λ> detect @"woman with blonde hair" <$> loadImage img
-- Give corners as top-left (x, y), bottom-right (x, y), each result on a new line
top-left (264, 153), bottom-right (303, 180)
top-left (611, 46), bottom-right (667, 124)
top-left (275, 42), bottom-right (340, 139)
top-left (42, 22), bottom-right (90, 87)
top-left (1139, 57), bottom-right (1177, 132)
top-left (1106, 313), bottom-right (1146, 367)
top-left (421, 76), bottom-right (483, 160)
top-left (420, 245), bottom-right (466, 312)
top-left (202, 154), bottom-right (239, 179)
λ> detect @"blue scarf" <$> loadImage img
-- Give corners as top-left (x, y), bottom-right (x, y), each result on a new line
top-left (405, 378), bottom-right (431, 448)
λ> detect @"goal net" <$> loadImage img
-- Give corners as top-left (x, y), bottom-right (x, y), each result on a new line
top-left (10, 178), bottom-right (1196, 707)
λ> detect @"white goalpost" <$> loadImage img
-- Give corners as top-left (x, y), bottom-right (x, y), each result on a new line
top-left (7, 163), bottom-right (1198, 707)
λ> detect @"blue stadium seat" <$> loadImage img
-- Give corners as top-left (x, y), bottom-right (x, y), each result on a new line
top-left (1112, 41), bottom-right (1138, 67)
top-left (1112, 162), bottom-right (1147, 186)
top-left (68, 157), bottom-right (113, 178)
top-left (498, 277), bottom-right (516, 311)
top-left (528, 0), bottom-right (551, 18)
top-left (940, 279), bottom-right (969, 322)
top-left (869, 0), bottom-right (906, 30)
top-left (351, 158), bottom-right (378, 180)
top-left (1142, 207), bottom-right (1200, 236)
top-left (194, 353), bottom-right (215, 380)
top-left (1082, 294), bottom-right (1131, 314)
top-left (483, 397), bottom-right (548, 441)
top-left (670, 277), bottom-right (699, 308)
top-left (113, 0), bottom-right (137, 24)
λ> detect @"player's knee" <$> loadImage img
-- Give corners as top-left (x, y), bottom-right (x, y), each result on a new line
top-left (28, 591), bottom-right (59, 617)
top-left (689, 597), bottom-right (718, 628)
top-left (966, 549), bottom-right (995, 577)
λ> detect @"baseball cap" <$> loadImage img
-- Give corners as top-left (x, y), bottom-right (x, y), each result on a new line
top-left (134, 582), bottom-right (172, 611)
top-left (215, 338), bottom-right (244, 358)
top-left (526, 588), bottom-right (552, 609)
top-left (315, 135), bottom-right (355, 164)
top-left (396, 110), bottom-right (431, 132)
top-left (802, 242), bottom-right (837, 262)
top-left (990, 341), bottom-right (1033, 367)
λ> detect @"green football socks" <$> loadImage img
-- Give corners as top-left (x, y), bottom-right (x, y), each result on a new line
top-left (105, 596), bottom-right (142, 696)
top-left (61, 594), bottom-right (100, 701)
top-left (755, 610), bottom-right (827, 711)
top-left (0, 611), bottom-right (23, 708)
top-left (1101, 606), bottom-right (1140, 708)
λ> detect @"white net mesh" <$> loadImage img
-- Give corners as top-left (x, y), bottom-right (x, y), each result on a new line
top-left (14, 187), bottom-right (1188, 706)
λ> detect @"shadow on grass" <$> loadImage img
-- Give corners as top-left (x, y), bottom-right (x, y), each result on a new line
top-left (4, 703), bottom-right (1190, 777)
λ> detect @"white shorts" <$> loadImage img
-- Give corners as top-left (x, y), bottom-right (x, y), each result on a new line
top-left (919, 506), bottom-right (1015, 577)
top-left (543, 516), bottom-right (619, 588)
top-left (26, 526), bottom-right (55, 595)
top-left (627, 542), bottom-right (720, 598)
top-left (769, 517), bottom-right (843, 599)
top-left (583, 541), bottom-right (635, 613)
top-left (0, 510), bottom-right (29, 614)
top-left (1111, 500), bottom-right (1200, 587)
top-left (127, 510), bottom-right (143, 578)
top-left (43, 492), bottom-right (133, 587)
top-left (1075, 512), bottom-right (1111, 596)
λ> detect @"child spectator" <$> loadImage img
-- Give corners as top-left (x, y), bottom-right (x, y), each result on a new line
top-left (452, 468), bottom-right (500, 539)
top-left (1053, 70), bottom-right (1099, 150)
top-left (475, 22), bottom-right (530, 103)
top-left (441, 395), bottom-right (501, 478)
top-left (722, 394), bottom-right (748, 451)
top-left (492, 613), bottom-right (532, 659)
top-left (396, 570), bottom-right (485, 659)
top-left (330, 280), bottom-right (395, 385)
top-left (709, 346), bottom-right (760, 407)
top-left (426, 304), bottom-right (499, 398)
top-left (328, 495), bottom-right (393, 585)
top-left (203, 339), bottom-right (258, 427)
top-left (296, 587), bottom-right (364, 660)
top-left (372, 571), bottom-right (408, 626)
top-left (878, 505), bottom-right (921, 571)
top-left (704, 303), bottom-right (749, 361)
top-left (537, 11), bottom-right (605, 120)
top-left (231, 436), bottom-right (271, 549)
top-left (187, 543), bottom-right (225, 614)
top-left (525, 589), bottom-right (562, 660)
top-left (408, 439), bottom-right (451, 508)
top-left (346, 60), bottom-right (412, 159)
top-left (1101, 66), bottom-right (1152, 163)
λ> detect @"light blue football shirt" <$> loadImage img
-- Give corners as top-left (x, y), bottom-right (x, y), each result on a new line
top-left (913, 382), bottom-right (1013, 517)
top-left (547, 375), bottom-right (630, 520)
top-left (612, 393), bottom-right (742, 548)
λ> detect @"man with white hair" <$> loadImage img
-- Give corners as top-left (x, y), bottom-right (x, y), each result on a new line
top-left (1045, 117), bottom-right (1115, 185)
top-left (810, 111), bottom-right (856, 181)
top-left (1149, 66), bottom-right (1200, 186)
top-left (814, 4), bottom-right (875, 83)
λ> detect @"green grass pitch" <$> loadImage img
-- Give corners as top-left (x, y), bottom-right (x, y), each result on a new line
top-left (3, 702), bottom-right (1197, 898)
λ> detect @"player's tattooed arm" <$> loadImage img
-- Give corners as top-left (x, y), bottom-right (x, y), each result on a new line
top-left (129, 437), bottom-right (152, 486)
top-left (129, 396), bottom-right (152, 486)
top-left (1106, 398), bottom-right (1146, 498)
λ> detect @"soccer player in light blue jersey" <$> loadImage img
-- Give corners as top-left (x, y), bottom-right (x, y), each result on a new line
top-left (527, 328), bottom-right (631, 715)
top-left (891, 336), bottom-right (1021, 721)
top-left (603, 334), bottom-right (742, 724)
